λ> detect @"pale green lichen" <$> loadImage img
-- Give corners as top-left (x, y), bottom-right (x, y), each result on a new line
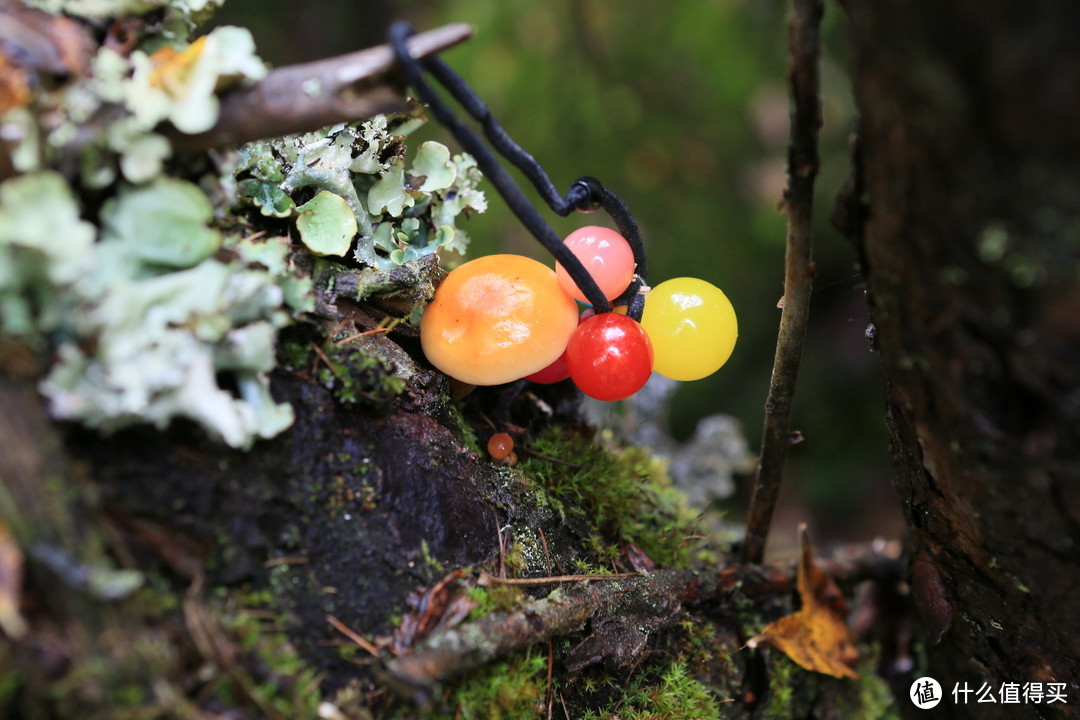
top-left (0, 172), bottom-right (96, 335)
top-left (431, 154), bottom-right (486, 256)
top-left (1, 23), bottom-right (265, 189)
top-left (101, 177), bottom-right (221, 268)
top-left (0, 172), bottom-right (311, 448)
top-left (368, 158), bottom-right (414, 218)
top-left (236, 116), bottom-right (485, 271)
top-left (296, 190), bottom-right (358, 257)
top-left (126, 25), bottom-right (267, 135)
top-left (0, 2), bottom-right (483, 450)
top-left (412, 141), bottom-right (458, 192)
top-left (26, 0), bottom-right (226, 35)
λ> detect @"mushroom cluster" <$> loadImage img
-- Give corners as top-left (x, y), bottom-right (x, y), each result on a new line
top-left (419, 227), bottom-right (738, 403)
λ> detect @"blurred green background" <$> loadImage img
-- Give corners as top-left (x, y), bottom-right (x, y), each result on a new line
top-left (211, 0), bottom-right (903, 556)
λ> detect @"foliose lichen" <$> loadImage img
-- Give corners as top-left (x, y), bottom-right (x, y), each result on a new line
top-left (0, 4), bottom-right (485, 448)
top-left (237, 118), bottom-right (486, 270)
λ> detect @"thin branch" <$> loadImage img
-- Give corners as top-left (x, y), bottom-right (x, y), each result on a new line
top-left (742, 0), bottom-right (824, 565)
top-left (477, 570), bottom-right (637, 586)
top-left (164, 23), bottom-right (474, 153)
top-left (327, 614), bottom-right (380, 657)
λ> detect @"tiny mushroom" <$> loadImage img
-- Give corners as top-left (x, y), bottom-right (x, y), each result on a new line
top-left (420, 254), bottom-right (578, 385)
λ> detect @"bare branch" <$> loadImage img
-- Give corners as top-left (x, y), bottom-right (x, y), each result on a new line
top-left (742, 0), bottom-right (824, 565)
top-left (165, 23), bottom-right (474, 153)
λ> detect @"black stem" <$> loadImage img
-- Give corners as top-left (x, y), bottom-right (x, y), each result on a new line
top-left (602, 189), bottom-right (648, 317)
top-left (390, 22), bottom-right (650, 318)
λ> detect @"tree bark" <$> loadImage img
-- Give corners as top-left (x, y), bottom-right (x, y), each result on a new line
top-left (839, 1), bottom-right (1080, 716)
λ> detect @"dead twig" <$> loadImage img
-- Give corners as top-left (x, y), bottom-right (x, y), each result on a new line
top-left (477, 570), bottom-right (637, 586)
top-left (742, 0), bottom-right (824, 564)
top-left (166, 23), bottom-right (473, 153)
top-left (327, 614), bottom-right (381, 657)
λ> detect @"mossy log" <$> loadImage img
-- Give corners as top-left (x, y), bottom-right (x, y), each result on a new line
top-left (2, 326), bottom-right (907, 718)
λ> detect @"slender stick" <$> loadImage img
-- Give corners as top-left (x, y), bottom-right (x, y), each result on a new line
top-left (166, 24), bottom-right (474, 152)
top-left (742, 0), bottom-right (823, 564)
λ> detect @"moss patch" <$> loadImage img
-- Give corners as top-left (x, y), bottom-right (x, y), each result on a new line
top-left (581, 660), bottom-right (720, 720)
top-left (520, 427), bottom-right (707, 569)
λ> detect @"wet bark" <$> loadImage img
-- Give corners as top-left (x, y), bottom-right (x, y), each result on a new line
top-left (837, 1), bottom-right (1080, 716)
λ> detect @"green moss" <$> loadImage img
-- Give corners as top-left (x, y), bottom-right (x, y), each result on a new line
top-left (521, 427), bottom-right (704, 568)
top-left (387, 649), bottom-right (547, 720)
top-left (679, 617), bottom-right (718, 661)
top-left (420, 539), bottom-right (446, 576)
top-left (833, 654), bottom-right (901, 720)
top-left (314, 339), bottom-right (405, 408)
top-left (466, 585), bottom-right (525, 618)
top-left (758, 652), bottom-right (805, 719)
top-left (449, 649), bottom-right (548, 720)
top-left (754, 647), bottom-right (900, 720)
top-left (442, 399), bottom-right (481, 454)
top-left (581, 660), bottom-right (720, 720)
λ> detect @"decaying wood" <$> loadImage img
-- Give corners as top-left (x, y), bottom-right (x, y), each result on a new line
top-left (382, 547), bottom-right (903, 705)
top-left (743, 0), bottom-right (823, 564)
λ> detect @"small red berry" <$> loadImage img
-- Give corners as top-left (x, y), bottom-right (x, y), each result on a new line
top-left (525, 352), bottom-right (570, 384)
top-left (566, 313), bottom-right (653, 401)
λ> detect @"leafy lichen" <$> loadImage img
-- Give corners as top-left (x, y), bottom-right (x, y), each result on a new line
top-left (296, 190), bottom-right (359, 257)
top-left (0, 8), bottom-right (484, 448)
top-left (26, 0), bottom-right (227, 37)
top-left (235, 116), bottom-right (485, 271)
top-left (127, 25), bottom-right (267, 134)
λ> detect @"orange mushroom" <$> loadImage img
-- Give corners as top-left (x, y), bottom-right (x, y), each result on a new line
top-left (421, 254), bottom-right (579, 385)
top-left (487, 432), bottom-right (514, 460)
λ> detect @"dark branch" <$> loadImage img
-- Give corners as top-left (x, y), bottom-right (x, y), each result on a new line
top-left (742, 0), bottom-right (824, 564)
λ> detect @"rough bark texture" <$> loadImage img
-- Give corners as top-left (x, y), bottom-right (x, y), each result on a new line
top-left (839, 1), bottom-right (1080, 716)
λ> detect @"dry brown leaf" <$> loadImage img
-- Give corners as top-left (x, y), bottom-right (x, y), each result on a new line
top-left (0, 518), bottom-right (28, 639)
top-left (389, 570), bottom-right (472, 656)
top-left (0, 52), bottom-right (31, 114)
top-left (0, 0), bottom-right (93, 77)
top-left (749, 525), bottom-right (859, 679)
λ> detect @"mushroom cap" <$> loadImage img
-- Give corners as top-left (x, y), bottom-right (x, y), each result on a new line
top-left (420, 254), bottom-right (579, 385)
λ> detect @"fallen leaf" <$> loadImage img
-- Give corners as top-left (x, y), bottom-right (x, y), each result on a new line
top-left (0, 519), bottom-right (28, 639)
top-left (0, 0), bottom-right (94, 77)
top-left (0, 52), bottom-right (30, 114)
top-left (749, 525), bottom-right (859, 679)
top-left (389, 570), bottom-right (473, 656)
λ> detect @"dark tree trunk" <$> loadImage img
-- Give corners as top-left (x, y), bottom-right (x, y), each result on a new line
top-left (839, 1), bottom-right (1080, 716)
